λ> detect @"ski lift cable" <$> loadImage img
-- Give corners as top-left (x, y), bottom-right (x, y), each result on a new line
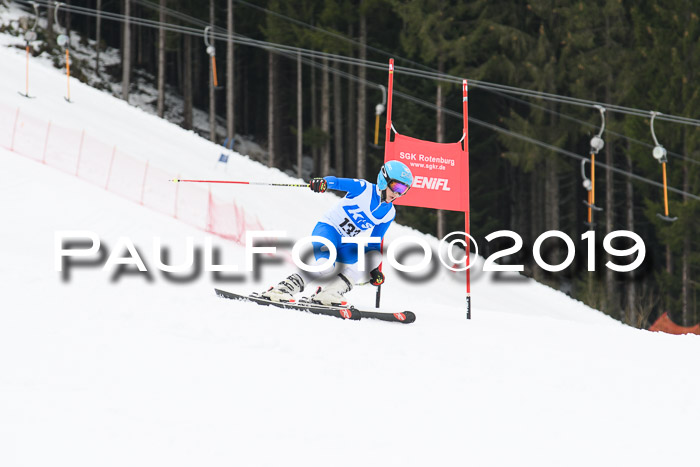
top-left (389, 88), bottom-right (700, 202)
top-left (287, 49), bottom-right (700, 202)
top-left (14, 0), bottom-right (700, 203)
top-left (485, 88), bottom-right (699, 165)
top-left (24, 0), bottom-right (379, 70)
top-left (21, 0), bottom-right (700, 128)
top-left (128, 0), bottom-right (700, 164)
top-left (136, 0), bottom-right (438, 73)
top-left (58, 0), bottom-right (700, 164)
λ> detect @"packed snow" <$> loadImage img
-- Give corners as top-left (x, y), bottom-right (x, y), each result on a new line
top-left (1, 8), bottom-right (699, 467)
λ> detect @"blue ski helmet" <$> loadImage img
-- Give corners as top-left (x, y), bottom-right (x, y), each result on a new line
top-left (377, 160), bottom-right (413, 195)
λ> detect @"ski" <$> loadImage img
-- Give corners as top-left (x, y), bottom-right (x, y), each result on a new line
top-left (214, 288), bottom-right (416, 324)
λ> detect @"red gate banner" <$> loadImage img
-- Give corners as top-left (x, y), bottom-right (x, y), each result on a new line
top-left (384, 133), bottom-right (466, 211)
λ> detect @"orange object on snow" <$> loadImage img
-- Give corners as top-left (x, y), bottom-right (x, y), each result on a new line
top-left (649, 312), bottom-right (700, 335)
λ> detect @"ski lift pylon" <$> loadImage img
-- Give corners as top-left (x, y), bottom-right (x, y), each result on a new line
top-left (18, 1), bottom-right (41, 98)
top-left (54, 2), bottom-right (72, 102)
top-left (650, 111), bottom-right (678, 222)
top-left (372, 84), bottom-right (387, 147)
top-left (583, 105), bottom-right (605, 227)
top-left (204, 26), bottom-right (223, 90)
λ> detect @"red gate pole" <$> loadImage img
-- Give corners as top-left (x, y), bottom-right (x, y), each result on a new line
top-left (385, 59), bottom-right (394, 143)
top-left (376, 59), bottom-right (395, 309)
top-left (463, 79), bottom-right (471, 320)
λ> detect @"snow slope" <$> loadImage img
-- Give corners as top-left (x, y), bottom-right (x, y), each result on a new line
top-left (1, 13), bottom-right (699, 467)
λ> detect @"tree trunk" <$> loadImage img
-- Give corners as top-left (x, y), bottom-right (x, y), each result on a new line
top-left (136, 3), bottom-right (142, 66)
top-left (347, 24), bottom-right (357, 178)
top-left (604, 137), bottom-right (615, 315)
top-left (157, 0), bottom-right (166, 118)
top-left (209, 0), bottom-right (217, 143)
top-left (436, 58), bottom-right (445, 238)
top-left (193, 41), bottom-right (200, 103)
top-left (603, 16), bottom-right (617, 318)
top-left (681, 137), bottom-right (690, 326)
top-left (268, 51), bottom-right (276, 167)
top-left (333, 69), bottom-right (343, 178)
top-left (625, 143), bottom-right (636, 325)
top-left (530, 172), bottom-right (543, 281)
top-left (311, 59), bottom-right (318, 174)
top-left (682, 231), bottom-right (691, 326)
top-left (182, 34), bottom-right (193, 130)
top-left (321, 58), bottom-right (331, 175)
top-left (46, 2), bottom-right (55, 49)
top-left (121, 0), bottom-right (131, 102)
top-left (95, 0), bottom-right (101, 75)
top-left (242, 58), bottom-right (248, 135)
top-left (297, 52), bottom-right (303, 179)
top-left (356, 14), bottom-right (367, 179)
top-left (545, 154), bottom-right (560, 267)
top-left (226, 0), bottom-right (235, 141)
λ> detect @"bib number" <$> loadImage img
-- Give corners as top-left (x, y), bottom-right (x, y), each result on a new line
top-left (339, 218), bottom-right (361, 237)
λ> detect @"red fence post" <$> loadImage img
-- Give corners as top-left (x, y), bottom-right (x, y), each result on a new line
top-left (140, 160), bottom-right (149, 205)
top-left (75, 129), bottom-right (85, 176)
top-left (105, 145), bottom-right (116, 190)
top-left (174, 174), bottom-right (180, 219)
top-left (206, 185), bottom-right (213, 233)
top-left (10, 107), bottom-right (20, 151)
top-left (41, 120), bottom-right (52, 164)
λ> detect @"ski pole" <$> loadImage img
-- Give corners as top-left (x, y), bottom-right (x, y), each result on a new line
top-left (170, 178), bottom-right (310, 188)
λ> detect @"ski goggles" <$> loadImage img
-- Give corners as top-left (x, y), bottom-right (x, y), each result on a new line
top-left (382, 166), bottom-right (411, 196)
top-left (387, 179), bottom-right (411, 195)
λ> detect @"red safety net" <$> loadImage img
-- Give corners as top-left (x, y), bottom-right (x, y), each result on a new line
top-left (0, 104), bottom-right (265, 246)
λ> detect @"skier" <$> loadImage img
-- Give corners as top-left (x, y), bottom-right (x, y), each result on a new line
top-left (260, 160), bottom-right (414, 306)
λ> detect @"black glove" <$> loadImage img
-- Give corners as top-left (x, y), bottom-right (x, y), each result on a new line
top-left (309, 178), bottom-right (328, 193)
top-left (369, 268), bottom-right (385, 286)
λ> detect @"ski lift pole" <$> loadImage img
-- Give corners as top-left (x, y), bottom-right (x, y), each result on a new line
top-left (20, 1), bottom-right (40, 98)
top-left (650, 111), bottom-right (677, 222)
top-left (204, 26), bottom-right (219, 88)
top-left (583, 105), bottom-right (605, 226)
top-left (590, 105), bottom-right (605, 208)
top-left (55, 2), bottom-right (71, 102)
top-left (374, 85), bottom-right (387, 145)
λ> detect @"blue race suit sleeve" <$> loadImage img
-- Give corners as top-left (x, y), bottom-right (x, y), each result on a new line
top-left (324, 176), bottom-right (366, 198)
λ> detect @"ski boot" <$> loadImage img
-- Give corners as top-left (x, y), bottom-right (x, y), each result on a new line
top-left (309, 273), bottom-right (353, 306)
top-left (260, 273), bottom-right (305, 303)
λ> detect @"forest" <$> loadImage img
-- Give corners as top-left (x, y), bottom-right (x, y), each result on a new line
top-left (8, 0), bottom-right (699, 329)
